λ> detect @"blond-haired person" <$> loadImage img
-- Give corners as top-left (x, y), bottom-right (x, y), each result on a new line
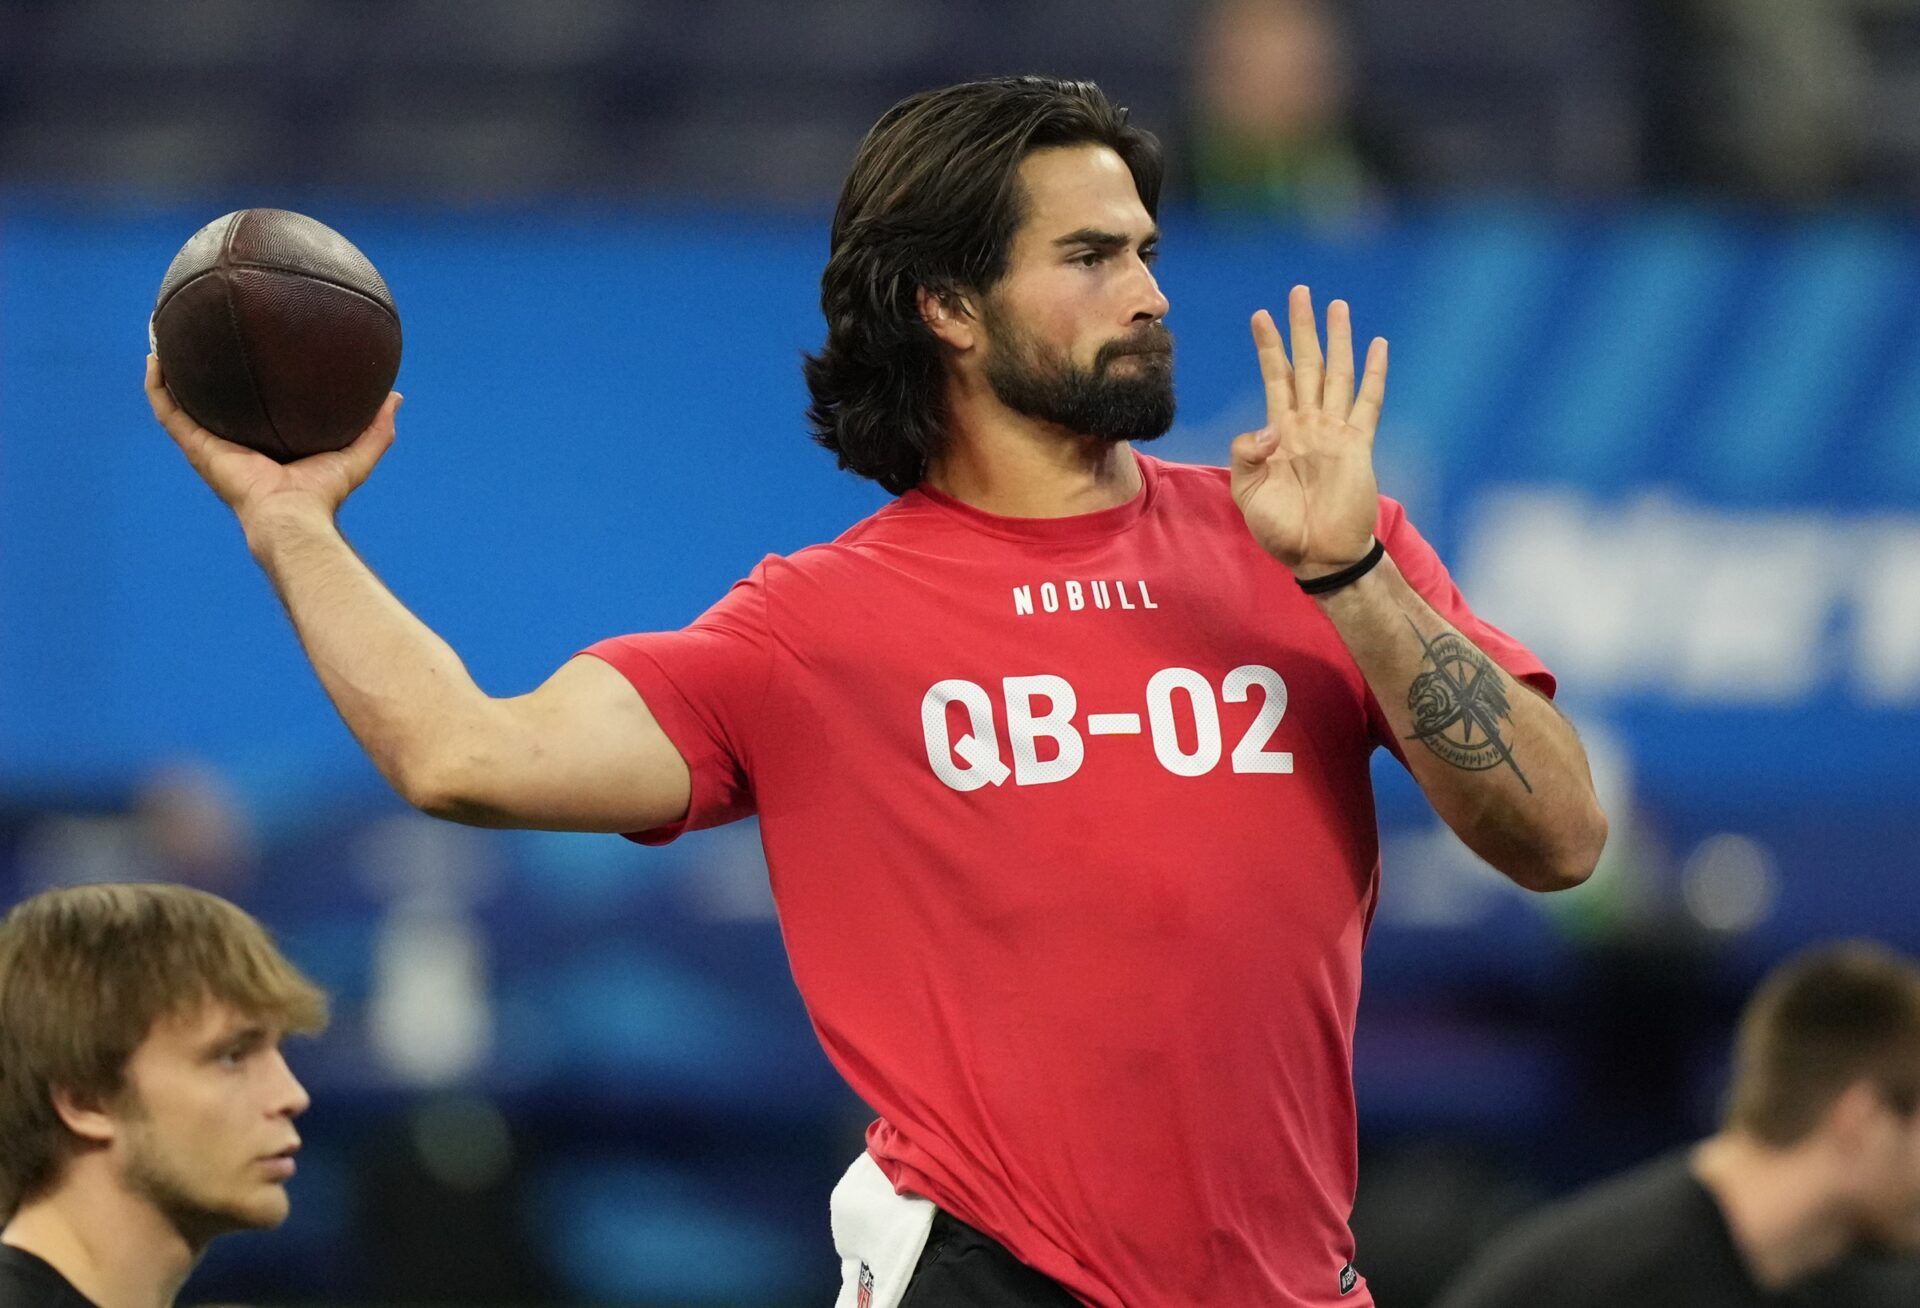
top-left (1436, 942), bottom-right (1920, 1307)
top-left (0, 883), bottom-right (326, 1308)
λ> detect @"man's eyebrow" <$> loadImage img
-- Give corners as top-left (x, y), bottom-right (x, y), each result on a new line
top-left (1052, 226), bottom-right (1162, 251)
top-left (200, 1024), bottom-right (270, 1058)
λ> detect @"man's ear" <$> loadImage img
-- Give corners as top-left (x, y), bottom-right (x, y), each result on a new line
top-left (917, 286), bottom-right (978, 352)
top-left (49, 1084), bottom-right (120, 1147)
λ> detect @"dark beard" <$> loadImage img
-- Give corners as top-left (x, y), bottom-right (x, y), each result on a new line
top-left (983, 317), bottom-right (1176, 443)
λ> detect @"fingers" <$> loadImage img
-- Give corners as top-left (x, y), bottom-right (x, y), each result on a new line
top-left (146, 353), bottom-right (220, 466)
top-left (1325, 299), bottom-right (1354, 419)
top-left (1348, 338), bottom-right (1390, 438)
top-left (1253, 294), bottom-right (1379, 430)
top-left (1250, 309), bottom-right (1294, 426)
top-left (1237, 316), bottom-right (1286, 473)
top-left (331, 392), bottom-right (402, 486)
top-left (145, 353), bottom-right (189, 434)
top-left (1287, 285), bottom-right (1323, 412)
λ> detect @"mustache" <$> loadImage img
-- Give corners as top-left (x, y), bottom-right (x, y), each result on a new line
top-left (1096, 323), bottom-right (1174, 368)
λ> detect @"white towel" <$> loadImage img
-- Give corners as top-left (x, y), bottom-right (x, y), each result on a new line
top-left (830, 1150), bottom-right (939, 1308)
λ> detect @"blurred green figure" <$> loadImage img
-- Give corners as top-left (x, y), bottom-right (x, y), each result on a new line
top-left (1190, 0), bottom-right (1382, 223)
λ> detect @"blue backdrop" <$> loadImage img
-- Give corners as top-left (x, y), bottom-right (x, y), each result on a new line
top-left (6, 200), bottom-right (1917, 805)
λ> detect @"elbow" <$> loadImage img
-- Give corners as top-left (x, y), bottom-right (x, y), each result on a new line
top-left (392, 744), bottom-right (490, 824)
top-left (391, 750), bottom-right (454, 818)
top-left (1509, 801), bottom-right (1609, 893)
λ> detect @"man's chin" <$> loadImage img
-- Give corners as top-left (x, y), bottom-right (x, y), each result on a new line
top-left (200, 1188), bottom-right (293, 1234)
top-left (245, 1187), bottom-right (294, 1228)
top-left (1125, 416), bottom-right (1174, 443)
top-left (1109, 401), bottom-right (1177, 444)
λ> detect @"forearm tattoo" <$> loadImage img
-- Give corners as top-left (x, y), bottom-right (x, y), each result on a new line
top-left (1402, 617), bottom-right (1532, 793)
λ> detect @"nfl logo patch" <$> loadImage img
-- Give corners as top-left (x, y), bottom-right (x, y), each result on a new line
top-left (857, 1261), bottom-right (875, 1308)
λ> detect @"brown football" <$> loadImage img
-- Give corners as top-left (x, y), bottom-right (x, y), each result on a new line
top-left (151, 209), bottom-right (402, 462)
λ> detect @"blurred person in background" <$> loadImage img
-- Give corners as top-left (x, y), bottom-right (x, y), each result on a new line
top-left (1188, 0), bottom-right (1386, 223)
top-left (0, 883), bottom-right (325, 1308)
top-left (126, 761), bottom-right (255, 895)
top-left (12, 759), bottom-right (256, 901)
top-left (145, 75), bottom-right (1606, 1307)
top-left (1682, 0), bottom-right (1866, 205)
top-left (1435, 941), bottom-right (1920, 1308)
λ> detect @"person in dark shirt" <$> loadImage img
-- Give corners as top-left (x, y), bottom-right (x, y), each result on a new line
top-left (0, 884), bottom-right (327, 1308)
top-left (0, 1245), bottom-right (96, 1308)
top-left (1436, 942), bottom-right (1920, 1308)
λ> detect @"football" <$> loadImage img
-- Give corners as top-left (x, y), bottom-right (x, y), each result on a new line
top-left (150, 209), bottom-right (402, 462)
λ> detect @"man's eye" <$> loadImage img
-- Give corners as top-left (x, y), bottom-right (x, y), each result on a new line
top-left (1140, 247), bottom-right (1160, 265)
top-left (1074, 251), bottom-right (1105, 267)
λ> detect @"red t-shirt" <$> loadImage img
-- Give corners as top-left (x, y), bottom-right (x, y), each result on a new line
top-left (585, 453), bottom-right (1552, 1307)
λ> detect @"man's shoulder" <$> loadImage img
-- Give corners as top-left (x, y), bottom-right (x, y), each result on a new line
top-left (756, 494), bottom-right (941, 583)
top-left (1140, 453), bottom-right (1230, 484)
top-left (0, 1244), bottom-right (97, 1308)
top-left (822, 491), bottom-right (945, 549)
top-left (1138, 453), bottom-right (1231, 504)
top-left (1436, 1153), bottom-right (1747, 1308)
top-left (1533, 1151), bottom-right (1712, 1231)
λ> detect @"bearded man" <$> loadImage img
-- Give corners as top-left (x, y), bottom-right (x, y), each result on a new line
top-left (146, 76), bottom-right (1606, 1307)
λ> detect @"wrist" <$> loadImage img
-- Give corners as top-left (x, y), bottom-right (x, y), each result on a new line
top-left (1307, 548), bottom-right (1400, 611)
top-left (241, 495), bottom-right (338, 561)
top-left (1294, 537), bottom-right (1384, 593)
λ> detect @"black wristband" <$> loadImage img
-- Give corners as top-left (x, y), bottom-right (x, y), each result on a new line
top-left (1296, 537), bottom-right (1385, 596)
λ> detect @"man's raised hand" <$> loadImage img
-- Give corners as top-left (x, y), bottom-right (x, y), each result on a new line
top-left (145, 353), bottom-right (401, 528)
top-left (1228, 286), bottom-right (1388, 579)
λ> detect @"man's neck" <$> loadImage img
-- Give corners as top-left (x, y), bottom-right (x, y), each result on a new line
top-left (927, 386), bottom-right (1143, 518)
top-left (1690, 1133), bottom-right (1857, 1291)
top-left (3, 1178), bottom-right (199, 1308)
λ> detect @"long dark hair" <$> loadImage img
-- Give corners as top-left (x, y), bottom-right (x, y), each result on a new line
top-left (804, 77), bottom-right (1163, 494)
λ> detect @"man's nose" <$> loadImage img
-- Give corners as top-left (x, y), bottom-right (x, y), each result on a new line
top-left (1132, 262), bottom-right (1170, 323)
top-left (270, 1048), bottom-right (312, 1117)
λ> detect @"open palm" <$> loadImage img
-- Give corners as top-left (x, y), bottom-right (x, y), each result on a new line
top-left (145, 353), bottom-right (400, 521)
top-left (1229, 286), bottom-right (1387, 576)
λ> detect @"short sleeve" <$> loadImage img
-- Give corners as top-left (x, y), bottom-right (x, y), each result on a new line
top-left (579, 559), bottom-right (776, 844)
top-left (1368, 497), bottom-right (1556, 757)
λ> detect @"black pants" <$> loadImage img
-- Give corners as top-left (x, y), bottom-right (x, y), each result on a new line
top-left (898, 1211), bottom-right (1082, 1307)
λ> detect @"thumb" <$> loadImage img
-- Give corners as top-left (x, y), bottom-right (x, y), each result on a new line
top-left (329, 392), bottom-right (401, 486)
top-left (1230, 427), bottom-right (1279, 474)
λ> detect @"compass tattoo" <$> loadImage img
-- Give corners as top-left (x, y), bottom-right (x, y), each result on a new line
top-left (1402, 618), bottom-right (1532, 793)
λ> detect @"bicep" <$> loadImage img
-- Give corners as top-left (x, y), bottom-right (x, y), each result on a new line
top-left (432, 654), bottom-right (692, 832)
